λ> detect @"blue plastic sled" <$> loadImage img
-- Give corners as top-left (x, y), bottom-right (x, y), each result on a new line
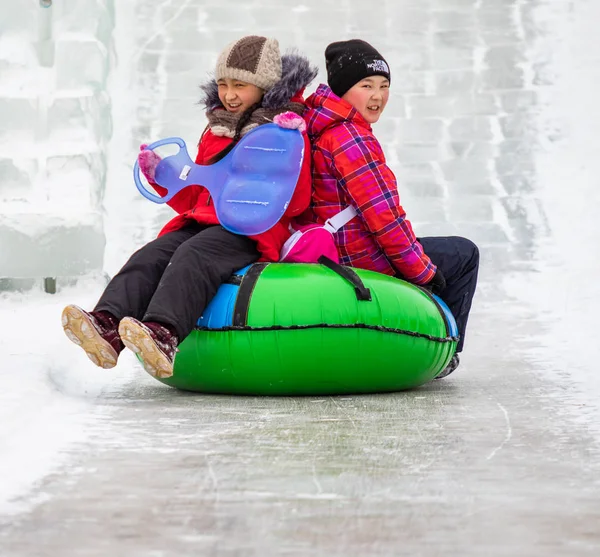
top-left (133, 123), bottom-right (304, 236)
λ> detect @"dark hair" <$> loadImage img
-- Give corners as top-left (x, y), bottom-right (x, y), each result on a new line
top-left (208, 102), bottom-right (262, 164)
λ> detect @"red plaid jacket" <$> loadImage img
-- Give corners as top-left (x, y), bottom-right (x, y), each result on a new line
top-left (300, 85), bottom-right (436, 284)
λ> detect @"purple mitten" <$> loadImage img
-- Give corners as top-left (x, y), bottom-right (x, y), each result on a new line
top-left (138, 144), bottom-right (162, 183)
top-left (273, 111), bottom-right (306, 133)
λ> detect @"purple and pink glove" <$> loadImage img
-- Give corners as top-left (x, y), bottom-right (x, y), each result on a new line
top-left (138, 144), bottom-right (162, 183)
top-left (273, 111), bottom-right (306, 133)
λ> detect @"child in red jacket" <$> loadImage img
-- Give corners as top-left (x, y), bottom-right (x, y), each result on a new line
top-left (302, 39), bottom-right (479, 377)
top-left (62, 35), bottom-right (317, 378)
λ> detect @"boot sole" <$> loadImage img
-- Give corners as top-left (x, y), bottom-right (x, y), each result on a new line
top-left (118, 317), bottom-right (173, 379)
top-left (61, 305), bottom-right (118, 369)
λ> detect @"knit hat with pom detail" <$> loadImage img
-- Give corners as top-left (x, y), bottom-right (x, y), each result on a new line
top-left (215, 35), bottom-right (282, 92)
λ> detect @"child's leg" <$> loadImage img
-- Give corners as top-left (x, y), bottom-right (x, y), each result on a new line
top-left (94, 224), bottom-right (202, 320)
top-left (418, 236), bottom-right (479, 353)
top-left (117, 226), bottom-right (260, 378)
top-left (62, 224), bottom-right (202, 369)
top-left (142, 225), bottom-right (260, 341)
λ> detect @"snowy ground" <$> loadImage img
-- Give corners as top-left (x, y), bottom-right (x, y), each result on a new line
top-left (1, 0), bottom-right (600, 555)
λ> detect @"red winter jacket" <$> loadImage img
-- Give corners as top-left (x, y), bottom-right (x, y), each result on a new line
top-left (155, 125), bottom-right (312, 262)
top-left (300, 85), bottom-right (436, 284)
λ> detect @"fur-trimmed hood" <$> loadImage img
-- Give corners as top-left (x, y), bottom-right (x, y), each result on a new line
top-left (200, 52), bottom-right (319, 111)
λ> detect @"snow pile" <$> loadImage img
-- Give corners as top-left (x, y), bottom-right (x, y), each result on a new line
top-left (0, 280), bottom-right (138, 514)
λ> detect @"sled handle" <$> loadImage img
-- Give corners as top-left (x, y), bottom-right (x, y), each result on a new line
top-left (133, 137), bottom-right (188, 204)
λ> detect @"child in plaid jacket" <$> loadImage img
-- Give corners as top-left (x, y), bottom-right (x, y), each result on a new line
top-left (301, 39), bottom-right (479, 375)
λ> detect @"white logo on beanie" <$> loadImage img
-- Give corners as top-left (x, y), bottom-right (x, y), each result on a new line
top-left (367, 60), bottom-right (389, 74)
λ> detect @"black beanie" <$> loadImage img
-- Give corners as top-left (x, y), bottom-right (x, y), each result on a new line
top-left (325, 39), bottom-right (391, 98)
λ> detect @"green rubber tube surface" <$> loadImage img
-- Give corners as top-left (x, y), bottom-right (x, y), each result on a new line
top-left (154, 263), bottom-right (457, 395)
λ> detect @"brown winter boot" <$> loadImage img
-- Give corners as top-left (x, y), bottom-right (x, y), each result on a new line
top-left (61, 305), bottom-right (124, 369)
top-left (118, 317), bottom-right (179, 379)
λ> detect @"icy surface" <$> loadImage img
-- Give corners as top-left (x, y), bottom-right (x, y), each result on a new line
top-left (1, 0), bottom-right (600, 555)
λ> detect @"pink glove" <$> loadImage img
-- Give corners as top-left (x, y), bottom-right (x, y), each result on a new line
top-left (273, 111), bottom-right (306, 133)
top-left (138, 144), bottom-right (162, 183)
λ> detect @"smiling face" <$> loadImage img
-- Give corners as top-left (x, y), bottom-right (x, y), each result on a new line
top-left (341, 75), bottom-right (390, 124)
top-left (217, 78), bottom-right (265, 114)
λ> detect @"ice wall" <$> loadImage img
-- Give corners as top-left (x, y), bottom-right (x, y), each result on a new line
top-left (1, 0), bottom-right (549, 287)
top-left (0, 0), bottom-right (114, 284)
top-left (102, 0), bottom-right (549, 278)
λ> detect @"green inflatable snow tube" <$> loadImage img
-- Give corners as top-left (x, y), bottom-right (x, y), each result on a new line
top-left (153, 261), bottom-right (458, 395)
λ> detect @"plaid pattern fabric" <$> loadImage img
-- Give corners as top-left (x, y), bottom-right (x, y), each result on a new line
top-left (302, 85), bottom-right (436, 284)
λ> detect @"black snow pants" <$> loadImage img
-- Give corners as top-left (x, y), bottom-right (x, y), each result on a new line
top-left (418, 236), bottom-right (479, 353)
top-left (95, 223), bottom-right (260, 341)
